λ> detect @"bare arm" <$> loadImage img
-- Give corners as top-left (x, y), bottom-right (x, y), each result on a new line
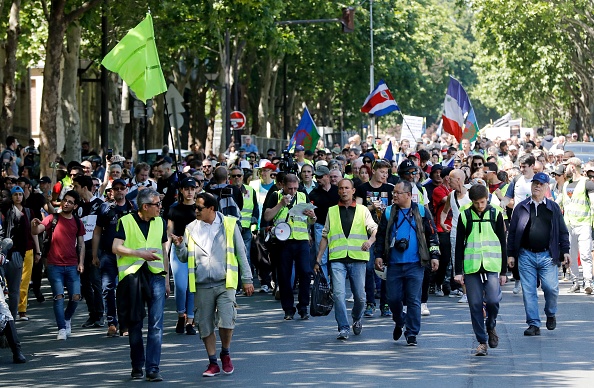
top-left (31, 218), bottom-right (46, 235)
top-left (91, 225), bottom-right (102, 266)
top-left (77, 235), bottom-right (85, 273)
top-left (440, 196), bottom-right (451, 231)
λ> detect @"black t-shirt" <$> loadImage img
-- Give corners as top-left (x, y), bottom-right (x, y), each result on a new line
top-left (355, 181), bottom-right (394, 223)
top-left (309, 185), bottom-right (339, 225)
top-left (520, 202), bottom-right (552, 252)
top-left (263, 190), bottom-right (310, 226)
top-left (157, 173), bottom-right (179, 219)
top-left (167, 202), bottom-right (196, 236)
top-left (114, 212), bottom-right (168, 244)
top-left (96, 201), bottom-right (136, 254)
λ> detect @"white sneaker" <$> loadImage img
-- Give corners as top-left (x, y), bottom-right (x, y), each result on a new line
top-left (585, 281), bottom-right (593, 295)
top-left (449, 289), bottom-right (463, 297)
top-left (402, 306), bottom-right (408, 314)
top-left (57, 329), bottom-right (67, 340)
top-left (458, 294), bottom-right (468, 303)
top-left (260, 285), bottom-right (270, 293)
top-left (513, 280), bottom-right (522, 294)
top-left (435, 289), bottom-right (445, 297)
top-left (421, 303), bottom-right (430, 316)
top-left (65, 320), bottom-right (72, 337)
top-left (346, 294), bottom-right (354, 302)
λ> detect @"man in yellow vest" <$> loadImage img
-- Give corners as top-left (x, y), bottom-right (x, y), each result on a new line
top-left (314, 179), bottom-right (377, 340)
top-left (559, 157), bottom-right (594, 293)
top-left (263, 174), bottom-right (317, 320)
top-left (172, 192), bottom-right (254, 378)
top-left (112, 188), bottom-right (169, 382)
top-left (454, 184), bottom-right (507, 356)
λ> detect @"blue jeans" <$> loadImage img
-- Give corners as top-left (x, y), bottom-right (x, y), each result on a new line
top-left (100, 252), bottom-right (118, 326)
top-left (518, 248), bottom-right (559, 327)
top-left (279, 240), bottom-right (311, 314)
top-left (47, 265), bottom-right (81, 330)
top-left (128, 274), bottom-right (166, 374)
top-left (331, 261), bottom-right (366, 331)
top-left (365, 245), bottom-right (386, 306)
top-left (385, 261), bottom-right (424, 337)
top-left (169, 248), bottom-right (195, 319)
top-left (464, 272), bottom-right (501, 344)
top-left (313, 223), bottom-right (329, 281)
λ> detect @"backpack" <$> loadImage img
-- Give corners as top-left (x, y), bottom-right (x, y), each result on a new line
top-left (208, 184), bottom-right (241, 219)
top-left (463, 206), bottom-right (497, 243)
top-left (41, 213), bottom-right (83, 257)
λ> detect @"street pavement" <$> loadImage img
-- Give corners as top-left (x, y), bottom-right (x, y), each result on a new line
top-left (2, 277), bottom-right (594, 387)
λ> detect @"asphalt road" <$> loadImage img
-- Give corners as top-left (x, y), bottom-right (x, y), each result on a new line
top-left (2, 277), bottom-right (594, 387)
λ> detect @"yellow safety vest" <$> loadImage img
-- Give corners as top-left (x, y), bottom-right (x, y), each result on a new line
top-left (186, 216), bottom-right (240, 292)
top-left (274, 191), bottom-right (309, 240)
top-left (460, 206), bottom-right (502, 274)
top-left (240, 184), bottom-right (257, 229)
top-left (563, 178), bottom-right (591, 226)
top-left (327, 205), bottom-right (369, 261)
top-left (117, 214), bottom-right (165, 281)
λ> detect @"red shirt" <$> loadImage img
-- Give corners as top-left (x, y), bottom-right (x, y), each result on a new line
top-left (432, 185), bottom-right (452, 233)
top-left (43, 214), bottom-right (85, 266)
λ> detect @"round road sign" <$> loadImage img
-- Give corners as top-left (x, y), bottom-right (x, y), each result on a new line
top-left (230, 111), bottom-right (246, 130)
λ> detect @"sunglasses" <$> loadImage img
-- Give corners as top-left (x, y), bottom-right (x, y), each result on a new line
top-left (472, 163), bottom-right (483, 167)
top-left (147, 201), bottom-right (162, 207)
top-left (588, 175), bottom-right (594, 180)
top-left (402, 170), bottom-right (418, 176)
top-left (230, 174), bottom-right (242, 178)
top-left (196, 180), bottom-right (204, 184)
top-left (195, 205), bottom-right (206, 211)
top-left (112, 186), bottom-right (126, 191)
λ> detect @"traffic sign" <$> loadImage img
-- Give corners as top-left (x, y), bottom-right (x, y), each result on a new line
top-left (230, 111), bottom-right (246, 130)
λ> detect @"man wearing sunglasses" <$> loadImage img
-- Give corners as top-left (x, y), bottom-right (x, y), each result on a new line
top-left (92, 178), bottom-right (136, 337)
top-left (112, 188), bottom-right (170, 382)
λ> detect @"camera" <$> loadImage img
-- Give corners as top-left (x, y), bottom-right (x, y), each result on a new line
top-left (278, 149), bottom-right (298, 174)
top-left (107, 148), bottom-right (113, 160)
top-left (393, 238), bottom-right (409, 252)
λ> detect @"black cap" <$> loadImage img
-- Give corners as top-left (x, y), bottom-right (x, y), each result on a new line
top-left (180, 177), bottom-right (197, 188)
top-left (440, 167), bottom-right (454, 178)
top-left (39, 176), bottom-right (52, 184)
top-left (111, 179), bottom-right (127, 187)
top-left (398, 160), bottom-right (416, 173)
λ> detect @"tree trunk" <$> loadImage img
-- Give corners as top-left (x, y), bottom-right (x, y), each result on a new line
top-left (205, 90), bottom-right (217, 156)
top-left (0, 0), bottom-right (22, 140)
top-left (109, 73), bottom-right (123, 154)
top-left (61, 22), bottom-right (82, 164)
top-left (149, 94), bottom-right (164, 149)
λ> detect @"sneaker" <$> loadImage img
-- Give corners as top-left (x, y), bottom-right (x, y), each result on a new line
top-left (458, 294), bottom-right (468, 303)
top-left (131, 368), bottom-right (143, 379)
top-left (35, 290), bottom-right (45, 302)
top-left (186, 323), bottom-right (197, 335)
top-left (421, 303), bottom-right (430, 316)
top-left (524, 325), bottom-right (541, 336)
top-left (299, 311), bottom-right (310, 320)
top-left (203, 363), bottom-right (221, 377)
top-left (429, 284), bottom-right (435, 294)
top-left (57, 328), bottom-right (67, 340)
top-left (546, 316), bottom-right (556, 330)
top-left (346, 294), bottom-right (354, 302)
top-left (449, 289), bottom-right (463, 297)
top-left (585, 282), bottom-right (593, 295)
top-left (81, 317), bottom-right (95, 328)
top-left (107, 325), bottom-right (118, 337)
top-left (284, 311), bottom-right (295, 320)
top-left (17, 313), bottom-right (29, 321)
top-left (487, 328), bottom-right (499, 348)
top-left (65, 320), bottom-right (72, 337)
top-left (393, 325), bottom-right (403, 341)
top-left (406, 336), bottom-right (417, 346)
top-left (260, 285), bottom-right (270, 293)
top-left (435, 288), bottom-right (445, 297)
top-left (363, 303), bottom-right (375, 318)
top-left (175, 316), bottom-right (185, 334)
top-left (352, 320), bottom-right (362, 335)
top-left (475, 343), bottom-right (488, 356)
top-left (220, 353), bottom-right (234, 374)
top-left (568, 282), bottom-right (581, 293)
top-left (337, 329), bottom-right (349, 340)
top-left (380, 304), bottom-right (392, 317)
top-left (146, 371), bottom-right (163, 382)
top-left (402, 306), bottom-right (407, 315)
top-left (93, 318), bottom-right (105, 328)
top-left (513, 280), bottom-right (522, 294)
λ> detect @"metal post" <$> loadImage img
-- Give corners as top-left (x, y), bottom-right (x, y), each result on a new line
top-left (283, 57), bottom-right (288, 143)
top-left (369, 0), bottom-right (375, 140)
top-left (225, 29), bottom-right (232, 150)
top-left (101, 0), bottom-right (109, 155)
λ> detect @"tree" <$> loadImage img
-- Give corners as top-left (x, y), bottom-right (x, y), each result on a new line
top-left (0, 0), bottom-right (22, 140)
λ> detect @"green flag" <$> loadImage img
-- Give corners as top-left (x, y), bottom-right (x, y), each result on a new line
top-left (101, 13), bottom-right (167, 103)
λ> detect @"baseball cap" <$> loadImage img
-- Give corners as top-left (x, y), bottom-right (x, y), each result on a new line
top-left (261, 162), bottom-right (277, 171)
top-left (10, 186), bottom-right (24, 195)
top-left (17, 177), bottom-right (31, 186)
top-left (295, 145), bottom-right (305, 152)
top-left (440, 167), bottom-right (454, 178)
top-left (563, 157), bottom-right (582, 167)
top-left (430, 164), bottom-right (443, 174)
top-left (314, 166), bottom-right (330, 177)
top-left (508, 145), bottom-right (518, 151)
top-left (408, 152), bottom-right (420, 160)
top-left (238, 147), bottom-right (246, 152)
top-left (111, 178), bottom-right (127, 187)
top-left (39, 176), bottom-right (52, 184)
top-left (398, 160), bottom-right (416, 173)
top-left (239, 160), bottom-right (251, 170)
top-left (180, 177), bottom-right (197, 188)
top-left (551, 165), bottom-right (565, 176)
top-left (532, 172), bottom-right (550, 184)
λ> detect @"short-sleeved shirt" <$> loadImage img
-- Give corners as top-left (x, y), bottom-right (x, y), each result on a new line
top-left (433, 185), bottom-right (452, 232)
top-left (355, 182), bottom-right (394, 222)
top-left (167, 203), bottom-right (197, 236)
top-left (309, 185), bottom-right (339, 226)
top-left (96, 201), bottom-right (136, 254)
top-left (78, 197), bottom-right (104, 245)
top-left (43, 214), bottom-right (85, 266)
top-left (114, 212), bottom-right (168, 244)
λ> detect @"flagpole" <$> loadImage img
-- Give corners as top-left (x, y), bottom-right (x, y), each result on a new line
top-left (369, 0), bottom-right (375, 141)
top-left (163, 98), bottom-right (181, 178)
top-left (399, 111), bottom-right (419, 141)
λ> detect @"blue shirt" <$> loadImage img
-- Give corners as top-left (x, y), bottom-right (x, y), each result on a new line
top-left (389, 208), bottom-right (419, 264)
top-left (242, 144), bottom-right (259, 154)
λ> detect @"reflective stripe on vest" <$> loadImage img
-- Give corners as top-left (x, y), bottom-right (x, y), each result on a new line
top-left (187, 216), bottom-right (240, 292)
top-left (563, 178), bottom-right (591, 226)
top-left (460, 207), bottom-right (502, 274)
top-left (327, 205), bottom-right (369, 261)
top-left (117, 214), bottom-right (165, 281)
top-left (274, 191), bottom-right (309, 240)
top-left (240, 184), bottom-right (257, 228)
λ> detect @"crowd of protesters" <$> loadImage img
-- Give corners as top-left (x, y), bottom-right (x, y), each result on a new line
top-left (0, 127), bottom-right (593, 377)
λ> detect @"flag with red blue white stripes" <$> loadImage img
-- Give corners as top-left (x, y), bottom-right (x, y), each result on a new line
top-left (361, 80), bottom-right (400, 117)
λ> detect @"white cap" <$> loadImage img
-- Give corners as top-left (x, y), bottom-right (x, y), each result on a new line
top-left (239, 160), bottom-right (251, 169)
top-left (258, 159), bottom-right (271, 168)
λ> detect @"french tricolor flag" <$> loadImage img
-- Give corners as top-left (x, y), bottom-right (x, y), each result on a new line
top-left (361, 80), bottom-right (400, 117)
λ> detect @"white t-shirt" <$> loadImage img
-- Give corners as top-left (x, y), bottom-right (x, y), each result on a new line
top-left (509, 175), bottom-right (533, 208)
